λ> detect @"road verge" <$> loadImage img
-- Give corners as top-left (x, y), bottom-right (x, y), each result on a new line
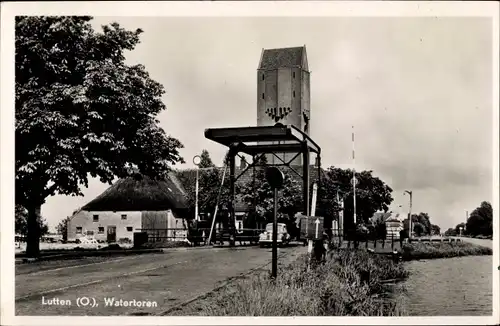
top-left (164, 248), bottom-right (409, 316)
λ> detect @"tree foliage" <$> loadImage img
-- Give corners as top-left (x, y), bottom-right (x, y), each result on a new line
top-left (402, 212), bottom-right (441, 236)
top-left (238, 167), bottom-right (303, 225)
top-left (176, 150), bottom-right (230, 221)
top-left (319, 167), bottom-right (394, 230)
top-left (413, 222), bottom-right (425, 237)
top-left (430, 224), bottom-right (441, 236)
top-left (56, 216), bottom-right (72, 240)
top-left (198, 149), bottom-right (215, 169)
top-left (15, 16), bottom-right (184, 257)
top-left (465, 201), bottom-right (493, 236)
top-left (444, 227), bottom-right (457, 236)
top-left (15, 205), bottom-right (49, 237)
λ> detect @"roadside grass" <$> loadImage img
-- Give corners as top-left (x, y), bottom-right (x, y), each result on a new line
top-left (169, 249), bottom-right (409, 316)
top-left (401, 241), bottom-right (492, 261)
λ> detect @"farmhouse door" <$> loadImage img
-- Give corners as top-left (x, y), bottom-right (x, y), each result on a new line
top-left (107, 226), bottom-right (117, 243)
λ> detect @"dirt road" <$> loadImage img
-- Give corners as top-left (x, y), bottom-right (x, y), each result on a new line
top-left (15, 245), bottom-right (305, 316)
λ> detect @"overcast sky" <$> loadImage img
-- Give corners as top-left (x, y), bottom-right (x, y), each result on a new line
top-left (40, 16), bottom-right (493, 231)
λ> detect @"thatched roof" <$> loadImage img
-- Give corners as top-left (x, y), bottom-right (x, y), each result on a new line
top-left (81, 172), bottom-right (188, 212)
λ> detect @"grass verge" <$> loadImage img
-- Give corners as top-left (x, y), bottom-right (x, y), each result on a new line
top-left (401, 241), bottom-right (492, 261)
top-left (168, 249), bottom-right (409, 316)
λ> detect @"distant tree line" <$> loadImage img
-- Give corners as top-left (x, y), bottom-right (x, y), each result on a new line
top-left (401, 212), bottom-right (441, 237)
top-left (179, 149), bottom-right (395, 240)
top-left (444, 201), bottom-right (492, 237)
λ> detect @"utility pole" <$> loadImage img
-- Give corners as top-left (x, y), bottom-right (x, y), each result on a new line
top-left (352, 126), bottom-right (357, 225)
top-left (404, 190), bottom-right (413, 239)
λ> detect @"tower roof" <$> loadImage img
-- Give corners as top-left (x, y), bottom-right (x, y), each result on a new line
top-left (258, 46), bottom-right (309, 71)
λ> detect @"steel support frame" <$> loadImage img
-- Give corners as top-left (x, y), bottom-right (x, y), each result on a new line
top-left (225, 141), bottom-right (321, 247)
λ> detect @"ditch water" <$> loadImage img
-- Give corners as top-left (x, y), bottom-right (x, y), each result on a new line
top-left (397, 256), bottom-right (493, 316)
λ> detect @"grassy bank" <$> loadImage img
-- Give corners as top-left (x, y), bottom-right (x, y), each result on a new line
top-left (169, 249), bottom-right (409, 316)
top-left (401, 241), bottom-right (492, 261)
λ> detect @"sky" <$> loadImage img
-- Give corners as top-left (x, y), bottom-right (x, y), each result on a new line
top-left (40, 16), bottom-right (493, 232)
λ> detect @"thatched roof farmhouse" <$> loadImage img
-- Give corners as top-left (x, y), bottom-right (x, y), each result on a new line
top-left (67, 172), bottom-right (190, 244)
top-left (82, 173), bottom-right (188, 213)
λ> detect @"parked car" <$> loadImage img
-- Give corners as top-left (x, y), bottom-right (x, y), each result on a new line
top-left (259, 223), bottom-right (291, 247)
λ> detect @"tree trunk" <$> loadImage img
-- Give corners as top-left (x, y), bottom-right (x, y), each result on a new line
top-left (26, 205), bottom-right (41, 258)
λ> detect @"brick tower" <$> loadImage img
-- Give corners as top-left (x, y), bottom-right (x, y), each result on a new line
top-left (257, 46), bottom-right (311, 165)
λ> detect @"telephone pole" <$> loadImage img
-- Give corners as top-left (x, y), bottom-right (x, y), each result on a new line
top-left (352, 126), bottom-right (357, 225)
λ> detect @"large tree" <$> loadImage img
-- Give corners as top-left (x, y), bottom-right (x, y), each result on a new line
top-left (16, 17), bottom-right (184, 257)
top-left (319, 167), bottom-right (394, 230)
top-left (466, 201), bottom-right (493, 236)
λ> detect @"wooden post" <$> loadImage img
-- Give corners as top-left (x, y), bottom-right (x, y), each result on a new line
top-left (391, 232), bottom-right (394, 250)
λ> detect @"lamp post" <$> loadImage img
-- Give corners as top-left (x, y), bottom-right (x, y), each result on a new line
top-left (404, 190), bottom-right (413, 240)
top-left (193, 155), bottom-right (201, 222)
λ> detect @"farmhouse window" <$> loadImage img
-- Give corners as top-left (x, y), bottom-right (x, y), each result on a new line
top-left (293, 71), bottom-right (295, 78)
top-left (98, 227), bottom-right (104, 234)
top-left (121, 214), bottom-right (127, 220)
top-left (76, 227), bottom-right (82, 234)
top-left (126, 227), bottom-right (133, 232)
top-left (262, 74), bottom-right (265, 80)
top-left (87, 230), bottom-right (94, 236)
top-left (93, 214), bottom-right (99, 222)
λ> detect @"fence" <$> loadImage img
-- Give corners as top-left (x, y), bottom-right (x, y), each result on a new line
top-left (136, 227), bottom-right (266, 246)
top-left (137, 228), bottom-right (188, 243)
top-left (190, 227), bottom-right (266, 245)
top-left (342, 234), bottom-right (463, 250)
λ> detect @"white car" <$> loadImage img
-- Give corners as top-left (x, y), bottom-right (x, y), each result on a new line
top-left (259, 223), bottom-right (291, 247)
